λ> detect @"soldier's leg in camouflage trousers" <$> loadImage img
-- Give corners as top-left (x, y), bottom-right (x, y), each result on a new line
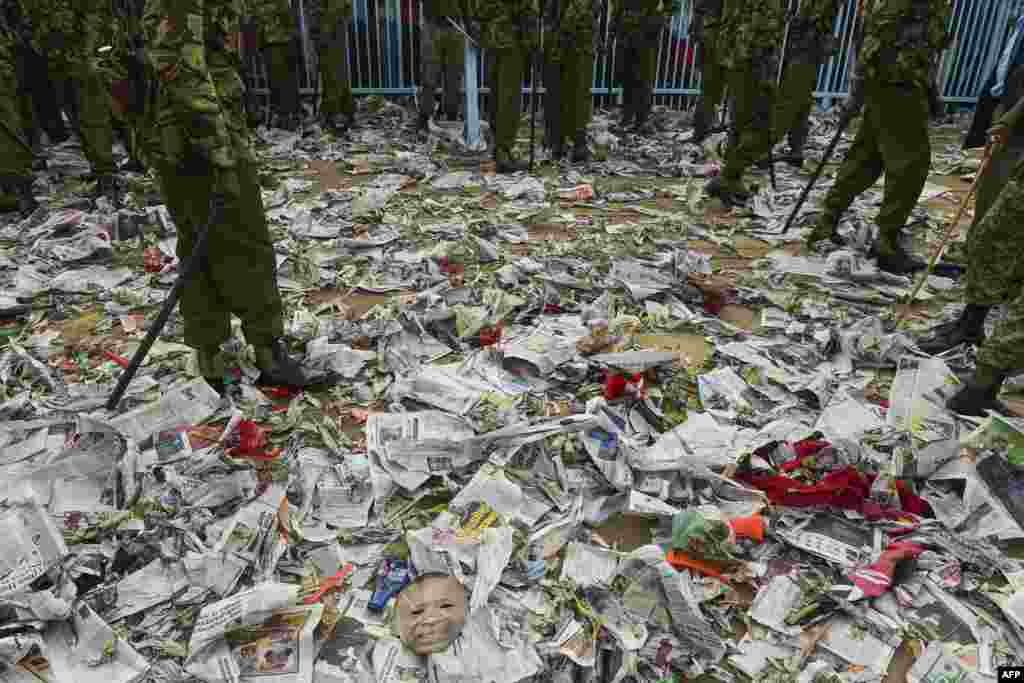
top-left (709, 65), bottom-right (773, 203)
top-left (543, 48), bottom-right (564, 158)
top-left (420, 19), bottom-right (444, 127)
top-left (160, 155), bottom-right (285, 351)
top-left (693, 36), bottom-right (725, 140)
top-left (493, 46), bottom-right (527, 172)
top-left (0, 42), bottom-right (37, 215)
top-left (946, 177), bottom-right (1024, 415)
top-left (439, 27), bottom-right (463, 120)
top-left (263, 42), bottom-right (300, 127)
top-left (806, 98), bottom-right (885, 244)
top-left (633, 39), bottom-right (658, 128)
top-left (869, 83), bottom-right (930, 257)
top-left (564, 44), bottom-right (594, 162)
top-left (319, 9), bottom-right (355, 131)
top-left (769, 58), bottom-right (817, 163)
top-left (619, 40), bottom-right (638, 127)
top-left (68, 61), bottom-right (116, 177)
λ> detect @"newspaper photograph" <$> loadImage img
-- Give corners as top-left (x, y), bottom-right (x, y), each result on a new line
top-left (0, 502), bottom-right (68, 597)
top-left (225, 605), bottom-right (323, 683)
top-left (187, 583), bottom-right (302, 669)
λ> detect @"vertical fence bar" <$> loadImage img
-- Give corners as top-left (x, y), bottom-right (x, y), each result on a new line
top-left (464, 36), bottom-right (481, 148)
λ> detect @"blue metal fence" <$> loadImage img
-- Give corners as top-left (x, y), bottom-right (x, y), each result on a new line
top-left (258, 0), bottom-right (1020, 109)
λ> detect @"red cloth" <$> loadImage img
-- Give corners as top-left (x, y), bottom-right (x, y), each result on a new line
top-left (736, 466), bottom-right (924, 520)
top-left (603, 372), bottom-right (643, 400)
top-left (849, 541), bottom-right (924, 599)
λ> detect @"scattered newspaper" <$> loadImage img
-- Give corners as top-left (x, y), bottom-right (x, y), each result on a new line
top-left (0, 503), bottom-right (68, 597)
top-left (109, 378), bottom-right (221, 442)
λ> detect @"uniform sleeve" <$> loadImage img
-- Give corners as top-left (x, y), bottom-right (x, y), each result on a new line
top-left (144, 0), bottom-right (235, 167)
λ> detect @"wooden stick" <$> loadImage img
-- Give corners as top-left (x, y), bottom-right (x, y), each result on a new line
top-left (895, 143), bottom-right (994, 328)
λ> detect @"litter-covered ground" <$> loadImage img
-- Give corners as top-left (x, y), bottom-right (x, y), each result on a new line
top-left (2, 98), bottom-right (1024, 683)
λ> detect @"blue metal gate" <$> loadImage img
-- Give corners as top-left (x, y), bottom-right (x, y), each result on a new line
top-left (252, 0), bottom-right (1020, 109)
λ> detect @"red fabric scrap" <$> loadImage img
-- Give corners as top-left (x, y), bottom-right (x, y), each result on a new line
top-left (480, 322), bottom-right (503, 347)
top-left (604, 372), bottom-right (643, 400)
top-left (228, 420), bottom-right (279, 460)
top-left (849, 541), bottom-right (924, 599)
top-left (894, 479), bottom-right (933, 516)
top-left (736, 466), bottom-right (924, 520)
top-left (103, 350), bottom-right (130, 369)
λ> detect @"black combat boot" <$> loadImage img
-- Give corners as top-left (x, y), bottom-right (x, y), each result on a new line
top-left (571, 130), bottom-right (591, 163)
top-left (947, 364), bottom-right (1011, 417)
top-left (96, 174), bottom-right (121, 206)
top-left (494, 147), bottom-right (529, 174)
top-left (705, 176), bottom-right (750, 206)
top-left (255, 339), bottom-right (313, 388)
top-left (917, 304), bottom-right (991, 355)
top-left (0, 175), bottom-right (38, 217)
top-left (805, 210), bottom-right (842, 246)
top-left (197, 346), bottom-right (226, 396)
top-left (872, 232), bottom-right (926, 275)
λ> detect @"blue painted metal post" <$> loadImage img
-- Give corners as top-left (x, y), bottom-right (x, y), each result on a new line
top-left (464, 38), bottom-right (481, 148)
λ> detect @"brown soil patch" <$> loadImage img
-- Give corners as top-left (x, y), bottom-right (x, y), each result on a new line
top-left (733, 238), bottom-right (772, 259)
top-left (720, 305), bottom-right (758, 331)
top-left (307, 160), bottom-right (357, 193)
top-left (636, 333), bottom-right (712, 369)
top-left (528, 222), bottom-right (577, 242)
top-left (592, 514), bottom-right (656, 551)
top-left (688, 239), bottom-right (723, 257)
top-left (306, 288), bottom-right (414, 319)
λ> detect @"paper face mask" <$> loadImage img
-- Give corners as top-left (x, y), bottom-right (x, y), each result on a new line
top-left (396, 574), bottom-right (467, 655)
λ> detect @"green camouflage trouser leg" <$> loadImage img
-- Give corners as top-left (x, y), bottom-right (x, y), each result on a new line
top-left (720, 65), bottom-right (774, 187)
top-left (420, 19), bottom-right (463, 120)
top-left (318, 9), bottom-right (355, 119)
top-left (694, 32), bottom-right (726, 134)
top-left (54, 60), bottom-right (115, 175)
top-left (544, 38), bottom-right (594, 151)
top-left (965, 177), bottom-right (1024, 371)
top-left (772, 58), bottom-right (817, 153)
top-left (263, 42), bottom-right (300, 119)
top-left (822, 82), bottom-right (930, 243)
top-left (158, 155), bottom-right (285, 350)
top-left (620, 33), bottom-right (658, 125)
top-left (492, 46), bottom-right (525, 158)
top-left (0, 37), bottom-right (34, 209)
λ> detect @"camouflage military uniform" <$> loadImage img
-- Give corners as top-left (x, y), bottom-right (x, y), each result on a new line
top-left (308, 0), bottom-right (356, 130)
top-left (0, 10), bottom-right (36, 214)
top-left (707, 0), bottom-right (786, 200)
top-left (20, 0), bottom-right (116, 179)
top-left (810, 0), bottom-right (952, 270)
top-left (690, 0), bottom-right (726, 140)
top-left (543, 0), bottom-right (600, 159)
top-left (101, 0), bottom-right (151, 169)
top-left (142, 0), bottom-right (285, 358)
top-left (769, 0), bottom-right (841, 162)
top-left (420, 0), bottom-right (464, 125)
top-left (249, 0), bottom-right (301, 127)
top-left (965, 172), bottom-right (1024, 374)
top-left (616, 0), bottom-right (679, 129)
top-left (475, 0), bottom-right (538, 170)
